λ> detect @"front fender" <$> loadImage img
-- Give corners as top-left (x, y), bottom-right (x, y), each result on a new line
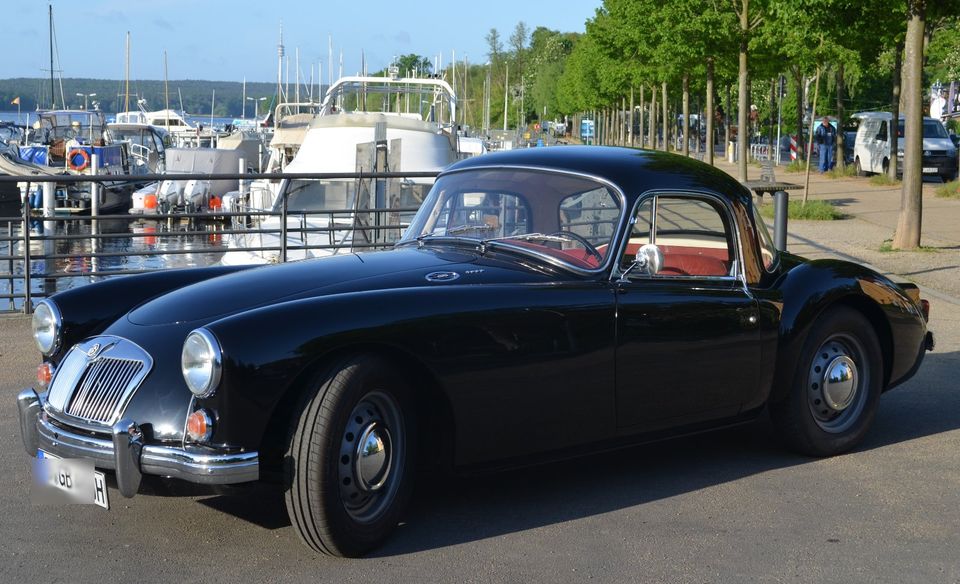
top-left (766, 257), bottom-right (926, 404)
top-left (46, 265), bottom-right (255, 363)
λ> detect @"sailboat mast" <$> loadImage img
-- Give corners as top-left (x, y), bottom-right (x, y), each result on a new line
top-left (49, 4), bottom-right (55, 109)
top-left (164, 51), bottom-right (170, 130)
top-left (124, 32), bottom-right (131, 115)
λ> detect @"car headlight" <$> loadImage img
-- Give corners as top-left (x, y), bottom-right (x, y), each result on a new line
top-left (181, 329), bottom-right (222, 398)
top-left (947, 148), bottom-right (957, 158)
top-left (32, 300), bottom-right (61, 356)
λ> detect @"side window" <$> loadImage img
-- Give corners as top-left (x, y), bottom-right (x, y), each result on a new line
top-left (876, 121), bottom-right (888, 142)
top-left (624, 195), bottom-right (735, 278)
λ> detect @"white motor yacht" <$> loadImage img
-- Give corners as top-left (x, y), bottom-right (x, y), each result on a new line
top-left (221, 73), bottom-right (460, 265)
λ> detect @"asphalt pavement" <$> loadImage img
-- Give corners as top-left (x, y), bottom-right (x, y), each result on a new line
top-left (2, 160), bottom-right (960, 582)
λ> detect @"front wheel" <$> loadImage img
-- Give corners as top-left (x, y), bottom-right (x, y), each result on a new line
top-left (770, 307), bottom-right (883, 457)
top-left (285, 355), bottom-right (416, 557)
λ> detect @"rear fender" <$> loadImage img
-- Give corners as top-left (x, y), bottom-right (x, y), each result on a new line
top-left (766, 259), bottom-right (926, 405)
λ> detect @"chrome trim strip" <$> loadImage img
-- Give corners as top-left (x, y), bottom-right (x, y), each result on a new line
top-left (33, 411), bottom-right (259, 485)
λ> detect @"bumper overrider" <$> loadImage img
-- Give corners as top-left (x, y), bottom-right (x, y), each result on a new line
top-left (17, 388), bottom-right (259, 498)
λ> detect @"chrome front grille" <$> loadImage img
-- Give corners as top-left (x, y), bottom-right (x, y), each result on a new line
top-left (65, 357), bottom-right (145, 423)
top-left (45, 336), bottom-right (153, 429)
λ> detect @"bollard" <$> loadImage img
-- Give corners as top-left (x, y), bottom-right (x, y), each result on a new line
top-left (773, 190), bottom-right (788, 252)
top-left (42, 181), bottom-right (55, 217)
top-left (238, 157), bottom-right (247, 202)
top-left (90, 153), bottom-right (100, 217)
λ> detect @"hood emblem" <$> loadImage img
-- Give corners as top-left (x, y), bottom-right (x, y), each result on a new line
top-left (85, 341), bottom-right (117, 360)
top-left (425, 271), bottom-right (461, 283)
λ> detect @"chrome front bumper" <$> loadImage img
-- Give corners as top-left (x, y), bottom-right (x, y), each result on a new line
top-left (17, 388), bottom-right (259, 498)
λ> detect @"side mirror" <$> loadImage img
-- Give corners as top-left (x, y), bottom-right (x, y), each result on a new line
top-left (619, 243), bottom-right (663, 281)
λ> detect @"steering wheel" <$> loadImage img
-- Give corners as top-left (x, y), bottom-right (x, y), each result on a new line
top-left (550, 231), bottom-right (603, 264)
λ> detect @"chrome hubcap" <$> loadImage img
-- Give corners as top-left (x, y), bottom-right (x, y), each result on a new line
top-left (354, 423), bottom-right (392, 492)
top-left (337, 391), bottom-right (404, 523)
top-left (807, 336), bottom-right (867, 433)
top-left (822, 356), bottom-right (857, 411)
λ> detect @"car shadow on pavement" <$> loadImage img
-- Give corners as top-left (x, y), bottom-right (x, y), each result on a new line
top-left (194, 351), bottom-right (959, 556)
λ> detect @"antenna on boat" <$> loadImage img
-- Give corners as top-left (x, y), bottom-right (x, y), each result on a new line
top-left (277, 21), bottom-right (285, 108)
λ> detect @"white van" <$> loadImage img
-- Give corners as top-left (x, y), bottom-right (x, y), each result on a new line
top-left (852, 111), bottom-right (958, 182)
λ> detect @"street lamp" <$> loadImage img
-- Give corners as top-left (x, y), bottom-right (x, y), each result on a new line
top-left (75, 92), bottom-right (96, 110)
top-left (246, 96), bottom-right (267, 121)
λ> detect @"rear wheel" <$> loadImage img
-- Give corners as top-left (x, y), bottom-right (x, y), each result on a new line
top-left (855, 157), bottom-right (867, 177)
top-left (285, 355), bottom-right (416, 557)
top-left (770, 307), bottom-right (883, 457)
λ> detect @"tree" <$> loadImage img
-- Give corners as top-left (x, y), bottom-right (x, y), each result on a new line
top-left (894, 0), bottom-right (926, 249)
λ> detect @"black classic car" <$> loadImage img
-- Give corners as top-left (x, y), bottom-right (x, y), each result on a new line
top-left (18, 146), bottom-right (934, 557)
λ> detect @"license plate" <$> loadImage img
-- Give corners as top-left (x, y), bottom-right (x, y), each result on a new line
top-left (35, 450), bottom-right (109, 509)
top-left (922, 167), bottom-right (937, 173)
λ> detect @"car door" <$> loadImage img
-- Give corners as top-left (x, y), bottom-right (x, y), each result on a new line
top-left (614, 192), bottom-right (761, 432)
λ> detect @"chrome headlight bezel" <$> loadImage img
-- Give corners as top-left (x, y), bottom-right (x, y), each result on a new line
top-left (32, 299), bottom-right (62, 356)
top-left (181, 328), bottom-right (222, 399)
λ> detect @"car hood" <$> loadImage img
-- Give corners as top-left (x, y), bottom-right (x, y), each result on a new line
top-left (126, 245), bottom-right (556, 326)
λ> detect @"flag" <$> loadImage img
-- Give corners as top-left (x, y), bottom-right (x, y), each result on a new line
top-left (11, 96), bottom-right (20, 105)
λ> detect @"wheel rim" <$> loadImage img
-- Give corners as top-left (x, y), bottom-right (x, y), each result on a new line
top-left (807, 334), bottom-right (869, 433)
top-left (337, 390), bottom-right (405, 523)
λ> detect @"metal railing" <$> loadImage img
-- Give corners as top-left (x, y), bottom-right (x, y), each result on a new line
top-left (0, 170), bottom-right (438, 314)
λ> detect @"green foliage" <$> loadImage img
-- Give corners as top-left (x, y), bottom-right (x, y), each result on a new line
top-left (869, 173), bottom-right (900, 186)
top-left (827, 165), bottom-right (858, 178)
top-left (870, 172), bottom-right (900, 187)
top-left (935, 180), bottom-right (960, 199)
top-left (759, 199), bottom-right (844, 220)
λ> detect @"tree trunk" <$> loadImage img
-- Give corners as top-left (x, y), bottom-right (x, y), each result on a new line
top-left (682, 74), bottom-right (690, 157)
top-left (768, 78), bottom-right (775, 152)
top-left (835, 63), bottom-right (846, 171)
top-left (724, 84), bottom-right (731, 158)
top-left (893, 0), bottom-right (925, 250)
top-left (662, 81), bottom-right (669, 152)
top-left (639, 85), bottom-right (645, 148)
top-left (629, 87), bottom-right (635, 147)
top-left (649, 84), bottom-right (657, 149)
top-left (737, 0), bottom-right (750, 181)
top-left (802, 69), bottom-right (821, 205)
top-left (793, 67), bottom-right (804, 162)
top-left (889, 41), bottom-right (903, 180)
top-left (621, 97), bottom-right (626, 146)
top-left (706, 59), bottom-right (715, 165)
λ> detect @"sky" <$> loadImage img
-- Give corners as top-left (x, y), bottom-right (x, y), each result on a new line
top-left (2, 1), bottom-right (602, 83)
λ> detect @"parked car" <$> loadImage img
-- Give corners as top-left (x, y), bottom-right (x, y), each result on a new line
top-left (18, 146), bottom-right (934, 557)
top-left (852, 111), bottom-right (958, 182)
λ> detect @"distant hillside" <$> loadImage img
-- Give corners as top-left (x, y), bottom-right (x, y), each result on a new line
top-left (0, 78), bottom-right (323, 117)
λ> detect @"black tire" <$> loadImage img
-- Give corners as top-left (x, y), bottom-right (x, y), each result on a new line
top-left (770, 307), bottom-right (883, 457)
top-left (940, 172), bottom-right (957, 183)
top-left (855, 157), bottom-right (867, 177)
top-left (285, 355), bottom-right (416, 557)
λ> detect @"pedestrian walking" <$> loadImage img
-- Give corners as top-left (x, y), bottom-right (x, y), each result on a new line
top-left (815, 116), bottom-right (837, 172)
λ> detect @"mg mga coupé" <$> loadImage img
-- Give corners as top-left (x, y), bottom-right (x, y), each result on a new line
top-left (18, 146), bottom-right (934, 556)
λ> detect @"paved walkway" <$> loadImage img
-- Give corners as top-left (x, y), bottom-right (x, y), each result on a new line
top-left (712, 158), bottom-right (960, 303)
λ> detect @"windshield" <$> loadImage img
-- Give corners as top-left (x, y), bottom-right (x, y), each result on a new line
top-left (896, 119), bottom-right (950, 139)
top-left (400, 169), bottom-right (623, 270)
